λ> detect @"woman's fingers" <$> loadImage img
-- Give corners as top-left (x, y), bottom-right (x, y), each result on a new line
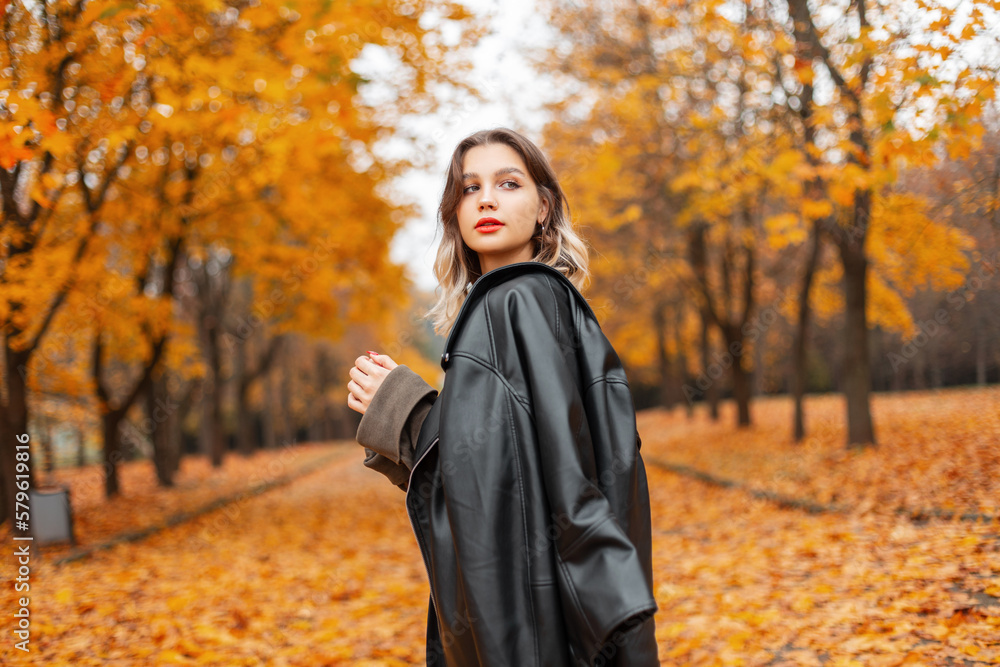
top-left (347, 391), bottom-right (366, 415)
top-left (347, 364), bottom-right (383, 404)
top-left (348, 367), bottom-right (369, 392)
top-left (359, 356), bottom-right (392, 379)
top-left (347, 378), bottom-right (366, 399)
top-left (355, 355), bottom-right (392, 376)
top-left (371, 353), bottom-right (398, 370)
top-left (347, 352), bottom-right (397, 415)
top-left (349, 365), bottom-right (368, 381)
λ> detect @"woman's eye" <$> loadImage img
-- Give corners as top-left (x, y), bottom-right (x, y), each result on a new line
top-left (463, 184), bottom-right (479, 194)
top-left (499, 180), bottom-right (520, 190)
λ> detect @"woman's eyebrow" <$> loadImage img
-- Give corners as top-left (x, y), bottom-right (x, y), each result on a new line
top-left (462, 167), bottom-right (527, 180)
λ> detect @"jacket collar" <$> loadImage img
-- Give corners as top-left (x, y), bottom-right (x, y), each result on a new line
top-left (440, 262), bottom-right (596, 369)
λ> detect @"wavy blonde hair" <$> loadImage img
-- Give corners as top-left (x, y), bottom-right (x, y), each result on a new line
top-left (427, 128), bottom-right (590, 336)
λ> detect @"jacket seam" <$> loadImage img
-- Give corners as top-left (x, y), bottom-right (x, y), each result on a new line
top-left (449, 351), bottom-right (531, 410)
top-left (555, 555), bottom-right (597, 650)
top-left (542, 275), bottom-right (560, 340)
top-left (560, 513), bottom-right (614, 559)
top-left (574, 288), bottom-right (583, 339)
top-left (448, 348), bottom-right (492, 369)
top-left (484, 293), bottom-right (499, 368)
top-left (503, 387), bottom-right (540, 665)
top-left (582, 375), bottom-right (630, 394)
top-left (589, 600), bottom-right (659, 662)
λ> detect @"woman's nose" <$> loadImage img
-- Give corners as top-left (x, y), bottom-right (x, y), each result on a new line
top-left (478, 192), bottom-right (497, 210)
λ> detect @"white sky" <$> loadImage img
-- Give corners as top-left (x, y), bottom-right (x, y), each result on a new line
top-left (372, 0), bottom-right (1000, 293)
top-left (385, 0), bottom-right (550, 292)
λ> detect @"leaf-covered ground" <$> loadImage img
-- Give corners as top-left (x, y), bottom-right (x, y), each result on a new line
top-left (638, 386), bottom-right (1000, 518)
top-left (3, 388), bottom-right (999, 665)
top-left (0, 443), bottom-right (350, 562)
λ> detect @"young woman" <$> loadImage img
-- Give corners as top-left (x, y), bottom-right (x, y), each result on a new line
top-left (347, 128), bottom-right (659, 666)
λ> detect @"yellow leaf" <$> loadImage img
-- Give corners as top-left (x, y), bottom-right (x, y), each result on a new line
top-left (802, 199), bottom-right (833, 221)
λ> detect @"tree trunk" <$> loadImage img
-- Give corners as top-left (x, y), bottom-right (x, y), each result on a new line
top-left (976, 308), bottom-right (987, 385)
top-left (929, 331), bottom-right (943, 389)
top-left (102, 408), bottom-right (127, 498)
top-left (149, 373), bottom-right (177, 487)
top-left (731, 348), bottom-right (752, 427)
top-left (688, 220), bottom-right (755, 428)
top-left (785, 0), bottom-right (877, 447)
top-left (793, 222), bottom-right (821, 441)
top-left (210, 382), bottom-right (225, 466)
top-left (653, 300), bottom-right (675, 409)
top-left (93, 324), bottom-right (169, 497)
top-left (841, 243), bottom-right (876, 447)
top-left (41, 417), bottom-right (55, 475)
top-left (1, 346), bottom-right (32, 534)
top-left (171, 381), bottom-right (197, 477)
top-left (699, 309), bottom-right (719, 421)
top-left (235, 335), bottom-right (282, 454)
top-left (76, 428), bottom-right (87, 467)
top-left (281, 365), bottom-right (294, 445)
top-left (200, 317), bottom-right (226, 467)
top-left (722, 324), bottom-right (752, 428)
top-left (912, 348), bottom-right (927, 390)
top-left (753, 330), bottom-right (765, 397)
top-left (673, 306), bottom-right (693, 418)
top-left (198, 377), bottom-right (212, 455)
top-left (263, 369), bottom-right (278, 450)
top-left (316, 346), bottom-right (334, 442)
top-left (236, 385), bottom-right (255, 455)
top-left (234, 335), bottom-right (254, 456)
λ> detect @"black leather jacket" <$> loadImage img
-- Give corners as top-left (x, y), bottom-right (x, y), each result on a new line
top-left (403, 262), bottom-right (659, 666)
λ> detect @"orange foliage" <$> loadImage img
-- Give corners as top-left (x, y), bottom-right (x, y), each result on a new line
top-left (1, 455), bottom-right (430, 666)
top-left (639, 386), bottom-right (1000, 516)
top-left (2, 389), bottom-right (997, 664)
top-left (0, 444), bottom-right (351, 561)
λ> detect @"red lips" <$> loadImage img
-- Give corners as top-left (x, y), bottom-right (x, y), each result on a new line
top-left (476, 217), bottom-right (504, 233)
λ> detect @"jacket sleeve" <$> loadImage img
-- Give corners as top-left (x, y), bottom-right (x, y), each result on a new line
top-left (506, 281), bottom-right (658, 665)
top-left (356, 365), bottom-right (437, 492)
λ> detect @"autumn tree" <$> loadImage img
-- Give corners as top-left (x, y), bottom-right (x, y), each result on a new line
top-left (1, 0), bottom-right (149, 528)
top-left (539, 0), bottom-right (997, 442)
top-left (2, 0), bottom-right (476, 509)
top-left (540, 0), bottom-right (808, 427)
top-left (779, 0), bottom-right (998, 445)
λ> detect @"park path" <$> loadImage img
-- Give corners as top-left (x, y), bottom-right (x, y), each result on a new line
top-left (6, 454), bottom-right (430, 666)
top-left (5, 446), bottom-right (998, 665)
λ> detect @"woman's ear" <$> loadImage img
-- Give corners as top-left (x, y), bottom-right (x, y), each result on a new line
top-left (537, 196), bottom-right (550, 224)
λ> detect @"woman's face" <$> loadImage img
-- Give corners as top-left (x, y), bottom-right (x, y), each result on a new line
top-left (457, 143), bottom-right (549, 275)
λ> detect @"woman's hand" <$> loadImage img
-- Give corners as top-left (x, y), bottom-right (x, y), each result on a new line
top-left (347, 352), bottom-right (399, 415)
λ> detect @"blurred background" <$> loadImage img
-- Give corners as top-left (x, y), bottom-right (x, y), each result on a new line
top-left (0, 0), bottom-right (1000, 664)
top-left (3, 1), bottom-right (1000, 664)
top-left (2, 0), bottom-right (1000, 533)
top-left (0, 0), bottom-right (1000, 488)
